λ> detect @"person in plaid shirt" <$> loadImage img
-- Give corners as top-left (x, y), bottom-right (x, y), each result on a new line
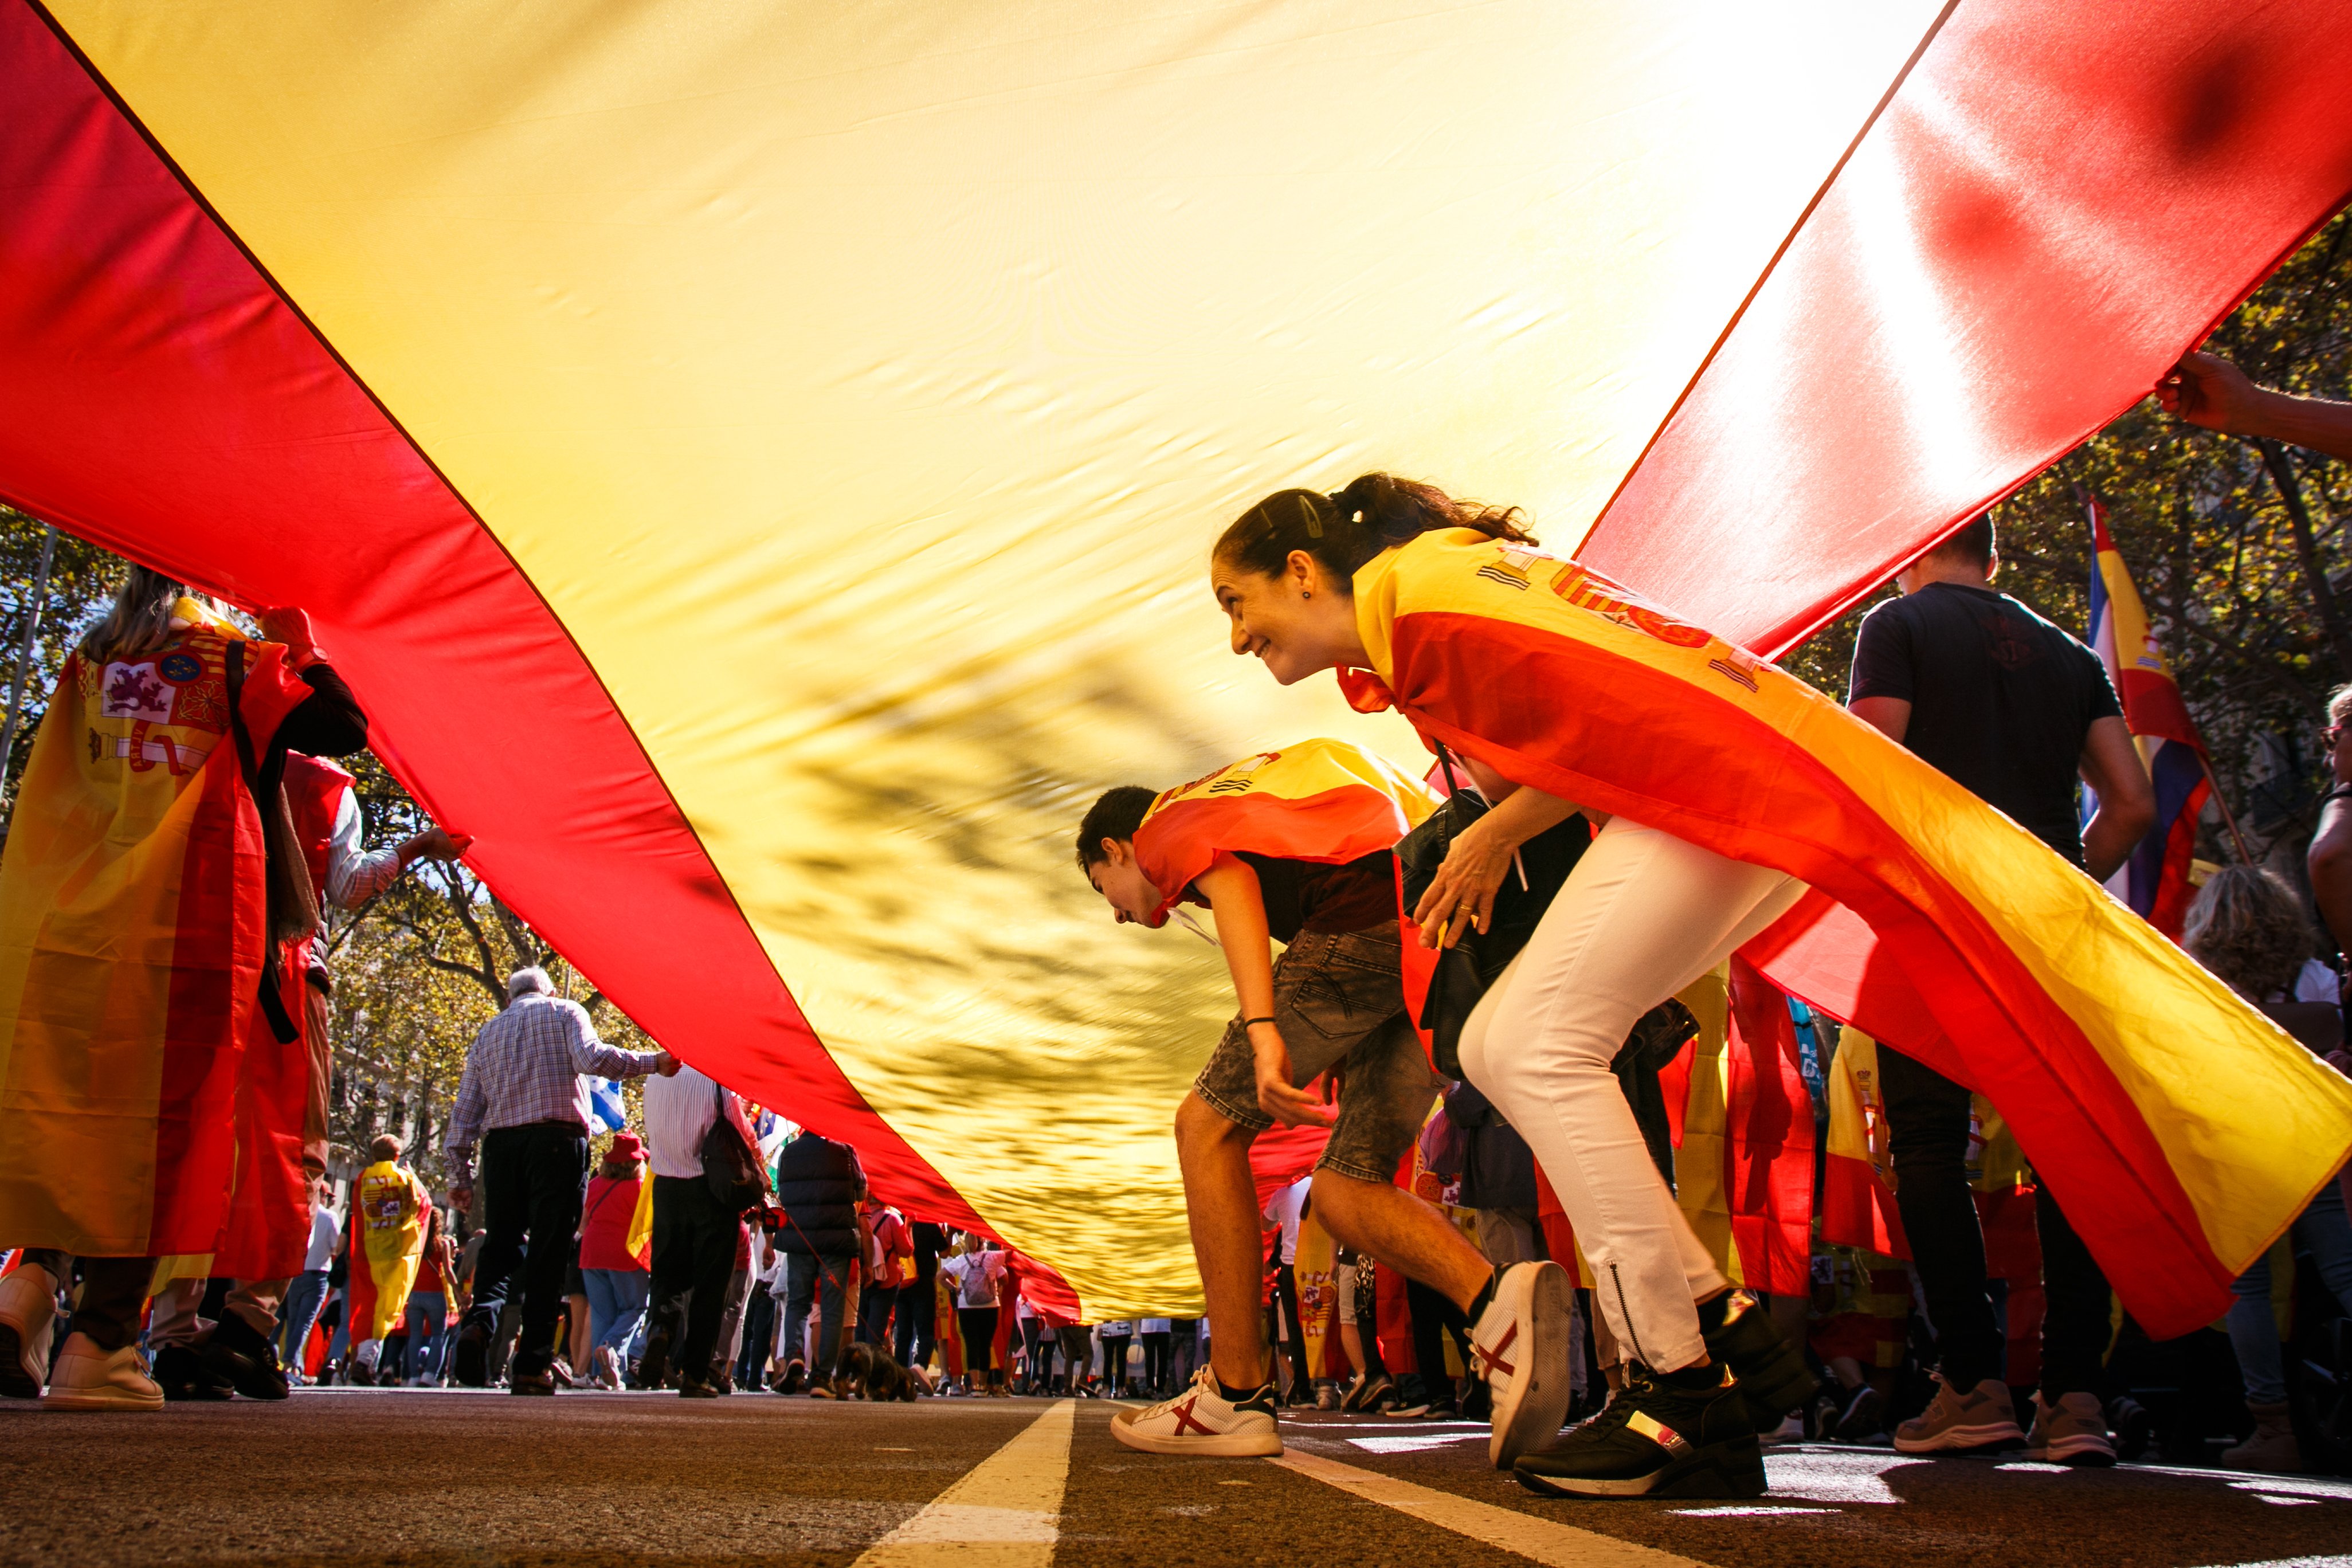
top-left (444, 967), bottom-right (675, 1393)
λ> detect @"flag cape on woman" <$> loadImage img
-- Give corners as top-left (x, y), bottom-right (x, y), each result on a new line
top-left (934, 1268), bottom-right (966, 1381)
top-left (216, 752), bottom-right (352, 1280)
top-left (1131, 737), bottom-right (1439, 929)
top-left (345, 1158), bottom-right (430, 1343)
top-left (1656, 961), bottom-right (1814, 1298)
top-left (1339, 528), bottom-right (2352, 1337)
top-left (0, 602), bottom-right (315, 1257)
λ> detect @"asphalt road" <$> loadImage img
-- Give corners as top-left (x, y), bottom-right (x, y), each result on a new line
top-left (3, 1389), bottom-right (2349, 1567)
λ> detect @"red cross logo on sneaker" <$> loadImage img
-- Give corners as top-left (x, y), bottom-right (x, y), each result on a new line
top-left (1473, 1322), bottom-right (1518, 1381)
top-left (1170, 1395), bottom-right (1214, 1436)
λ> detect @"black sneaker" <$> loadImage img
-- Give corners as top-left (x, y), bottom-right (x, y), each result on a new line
top-left (636, 1327), bottom-right (673, 1393)
top-left (508, 1364), bottom-right (557, 1396)
top-left (450, 1322), bottom-right (490, 1389)
top-left (1514, 1366), bottom-right (1766, 1499)
top-left (1700, 1293), bottom-right (1816, 1433)
top-left (200, 1312), bottom-right (289, 1401)
top-left (152, 1344), bottom-right (234, 1402)
top-left (680, 1377), bottom-right (720, 1400)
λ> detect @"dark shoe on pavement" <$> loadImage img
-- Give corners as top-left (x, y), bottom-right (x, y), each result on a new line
top-left (508, 1365), bottom-right (557, 1396)
top-left (152, 1344), bottom-right (234, 1402)
top-left (774, 1359), bottom-right (806, 1395)
top-left (1514, 1365), bottom-right (1764, 1499)
top-left (680, 1377), bottom-right (720, 1400)
top-left (636, 1327), bottom-right (673, 1393)
top-left (1833, 1384), bottom-right (1889, 1444)
top-left (2221, 1400), bottom-right (2300, 1474)
top-left (1473, 1260), bottom-right (1575, 1469)
top-left (1701, 1292), bottom-right (1817, 1433)
top-left (450, 1322), bottom-right (489, 1389)
top-left (2107, 1395), bottom-right (2154, 1463)
top-left (200, 1312), bottom-right (290, 1401)
top-left (2027, 1391), bottom-right (2115, 1467)
top-left (1892, 1375), bottom-right (2024, 1455)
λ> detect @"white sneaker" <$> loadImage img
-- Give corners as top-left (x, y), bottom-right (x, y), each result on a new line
top-left (1110, 1367), bottom-right (1281, 1457)
top-left (1763, 1410), bottom-right (1808, 1446)
top-left (1471, 1260), bottom-right (1575, 1469)
top-left (0, 1261), bottom-right (59, 1399)
top-left (41, 1332), bottom-right (162, 1410)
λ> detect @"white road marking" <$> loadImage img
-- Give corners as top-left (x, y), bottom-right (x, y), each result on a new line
top-left (1271, 1449), bottom-right (1706, 1567)
top-left (1346, 1432), bottom-right (1489, 1455)
top-left (1669, 1506), bottom-right (1832, 1518)
top-left (2189, 1558), bottom-right (2352, 1567)
top-left (853, 1399), bottom-right (1073, 1567)
top-left (1760, 1448), bottom-right (1921, 1505)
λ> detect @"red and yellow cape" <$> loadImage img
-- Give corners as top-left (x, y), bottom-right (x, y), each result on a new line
top-left (1339, 528), bottom-right (2352, 1337)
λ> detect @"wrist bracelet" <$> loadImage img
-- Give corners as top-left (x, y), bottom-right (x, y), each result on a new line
top-left (1242, 1016), bottom-right (1277, 1029)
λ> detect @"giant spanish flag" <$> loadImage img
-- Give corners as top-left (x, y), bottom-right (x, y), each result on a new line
top-left (2087, 499), bottom-right (2215, 940)
top-left (1, 1), bottom-right (2349, 1314)
top-left (1342, 529), bottom-right (2352, 1337)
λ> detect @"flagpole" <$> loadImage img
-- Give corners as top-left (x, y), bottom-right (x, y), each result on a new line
top-left (2197, 754), bottom-right (2253, 865)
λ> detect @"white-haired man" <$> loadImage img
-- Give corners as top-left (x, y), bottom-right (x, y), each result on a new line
top-left (444, 967), bottom-right (676, 1393)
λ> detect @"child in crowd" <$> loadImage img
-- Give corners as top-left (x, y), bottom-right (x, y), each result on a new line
top-left (1078, 736), bottom-right (1575, 1464)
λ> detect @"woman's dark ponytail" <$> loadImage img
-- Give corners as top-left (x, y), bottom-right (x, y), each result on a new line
top-left (1214, 473), bottom-right (1535, 592)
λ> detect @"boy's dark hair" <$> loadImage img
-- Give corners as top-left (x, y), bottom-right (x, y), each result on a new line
top-left (1075, 786), bottom-right (1158, 869)
top-left (1927, 512), bottom-right (1995, 569)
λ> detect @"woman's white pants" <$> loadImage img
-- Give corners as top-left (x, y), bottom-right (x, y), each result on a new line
top-left (1457, 817), bottom-right (1804, 1374)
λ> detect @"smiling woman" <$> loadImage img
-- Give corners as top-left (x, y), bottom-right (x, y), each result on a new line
top-left (1212, 477), bottom-right (1538, 686)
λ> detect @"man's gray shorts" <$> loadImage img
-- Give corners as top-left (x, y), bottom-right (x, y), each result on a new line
top-left (1191, 924), bottom-right (1437, 1184)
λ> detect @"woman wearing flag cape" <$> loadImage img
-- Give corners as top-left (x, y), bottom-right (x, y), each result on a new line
top-left (1207, 473), bottom-right (2352, 1500)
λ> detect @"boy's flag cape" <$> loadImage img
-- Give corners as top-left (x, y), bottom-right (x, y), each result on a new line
top-left (1130, 737), bottom-right (1440, 930)
top-left (1342, 529), bottom-right (2352, 1338)
top-left (1293, 1205), bottom-right (1344, 1381)
top-left (1657, 961), bottom-right (1814, 1298)
top-left (344, 1158), bottom-right (430, 1342)
top-left (2086, 497), bottom-right (2214, 940)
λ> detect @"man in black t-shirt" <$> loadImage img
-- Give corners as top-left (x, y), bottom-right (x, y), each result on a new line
top-left (1848, 513), bottom-right (2153, 1467)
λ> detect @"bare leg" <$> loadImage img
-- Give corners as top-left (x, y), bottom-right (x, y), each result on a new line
top-left (1174, 1092), bottom-right (1271, 1389)
top-left (1308, 1170), bottom-right (1491, 1312)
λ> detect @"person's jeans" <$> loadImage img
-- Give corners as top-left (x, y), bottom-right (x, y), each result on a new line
top-left (785, 1253), bottom-right (853, 1378)
top-left (1456, 819), bottom-right (1803, 1373)
top-left (404, 1291), bottom-right (450, 1380)
top-left (582, 1268), bottom-right (650, 1354)
top-left (2228, 1173), bottom-right (2352, 1405)
top-left (466, 1122), bottom-right (590, 1376)
top-left (280, 1269), bottom-right (330, 1370)
top-left (646, 1175), bottom-right (741, 1384)
top-left (859, 1283), bottom-right (897, 1347)
top-left (1880, 1045), bottom-right (2114, 1395)
top-left (892, 1276), bottom-right (935, 1370)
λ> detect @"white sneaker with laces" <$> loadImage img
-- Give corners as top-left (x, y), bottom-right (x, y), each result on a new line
top-left (41, 1332), bottom-right (162, 1411)
top-left (1110, 1367), bottom-right (1280, 1457)
top-left (0, 1261), bottom-right (59, 1400)
top-left (1471, 1259), bottom-right (1575, 1469)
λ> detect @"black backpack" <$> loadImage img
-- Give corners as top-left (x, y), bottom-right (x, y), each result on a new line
top-left (1395, 745), bottom-right (1699, 1090)
top-left (700, 1080), bottom-right (772, 1214)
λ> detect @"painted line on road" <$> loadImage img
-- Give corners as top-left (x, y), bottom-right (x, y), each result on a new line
top-left (1271, 1449), bottom-right (1706, 1567)
top-left (853, 1398), bottom-right (1075, 1567)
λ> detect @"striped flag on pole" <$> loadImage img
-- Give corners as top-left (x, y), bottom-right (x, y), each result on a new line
top-left (2086, 496), bottom-right (2213, 939)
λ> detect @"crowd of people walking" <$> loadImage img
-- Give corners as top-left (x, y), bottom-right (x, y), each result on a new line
top-left (0, 355), bottom-right (2348, 1506)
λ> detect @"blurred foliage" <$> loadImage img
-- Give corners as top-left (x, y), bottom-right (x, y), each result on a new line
top-left (1781, 211), bottom-right (2350, 877)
